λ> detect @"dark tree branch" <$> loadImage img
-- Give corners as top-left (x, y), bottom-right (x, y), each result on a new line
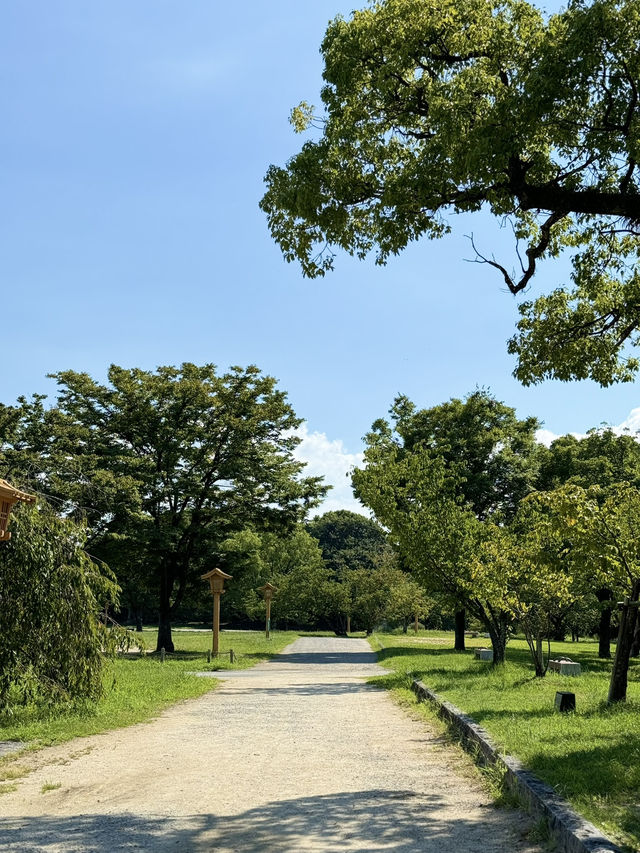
top-left (468, 210), bottom-right (566, 295)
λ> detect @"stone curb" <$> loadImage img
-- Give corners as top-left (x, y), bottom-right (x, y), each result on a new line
top-left (411, 680), bottom-right (621, 853)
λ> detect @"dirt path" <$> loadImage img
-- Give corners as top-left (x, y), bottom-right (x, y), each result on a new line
top-left (0, 637), bottom-right (540, 852)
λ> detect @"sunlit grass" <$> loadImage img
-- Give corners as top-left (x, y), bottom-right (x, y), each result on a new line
top-left (369, 631), bottom-right (640, 851)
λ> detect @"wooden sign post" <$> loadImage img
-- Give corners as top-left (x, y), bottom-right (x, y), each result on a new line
top-left (0, 479), bottom-right (36, 542)
top-left (201, 568), bottom-right (232, 656)
top-left (259, 582), bottom-right (277, 640)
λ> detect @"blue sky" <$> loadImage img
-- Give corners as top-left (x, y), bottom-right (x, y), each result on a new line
top-left (2, 1), bottom-right (639, 513)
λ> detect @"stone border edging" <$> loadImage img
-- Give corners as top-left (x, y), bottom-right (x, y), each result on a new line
top-left (411, 680), bottom-right (620, 853)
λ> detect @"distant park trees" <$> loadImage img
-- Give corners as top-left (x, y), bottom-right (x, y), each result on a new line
top-left (220, 510), bottom-right (429, 636)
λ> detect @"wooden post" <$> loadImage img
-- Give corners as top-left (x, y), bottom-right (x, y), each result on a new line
top-left (346, 615), bottom-right (351, 634)
top-left (259, 583), bottom-right (277, 641)
top-left (201, 568), bottom-right (232, 658)
top-left (213, 591), bottom-right (221, 654)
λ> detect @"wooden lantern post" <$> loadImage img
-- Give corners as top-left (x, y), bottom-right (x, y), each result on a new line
top-left (259, 582), bottom-right (277, 640)
top-left (0, 479), bottom-right (36, 542)
top-left (201, 568), bottom-right (232, 656)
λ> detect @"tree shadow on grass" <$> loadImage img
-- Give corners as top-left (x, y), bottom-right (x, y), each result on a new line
top-left (1, 788), bottom-right (531, 852)
top-left (148, 650), bottom-right (206, 661)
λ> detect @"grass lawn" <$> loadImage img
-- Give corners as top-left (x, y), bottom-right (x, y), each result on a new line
top-left (369, 631), bottom-right (640, 852)
top-left (0, 629), bottom-right (299, 753)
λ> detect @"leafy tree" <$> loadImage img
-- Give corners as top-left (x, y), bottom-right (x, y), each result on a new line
top-left (538, 483), bottom-right (640, 701)
top-left (274, 560), bottom-right (346, 628)
top-left (537, 428), bottom-right (640, 656)
top-left (353, 441), bottom-right (514, 662)
top-left (386, 567), bottom-right (433, 633)
top-left (306, 510), bottom-right (389, 574)
top-left (260, 527), bottom-right (333, 627)
top-left (500, 497), bottom-right (587, 675)
top-left (537, 429), bottom-right (640, 492)
top-left (261, 0), bottom-right (640, 386)
top-left (0, 364), bottom-right (327, 652)
top-left (389, 391), bottom-right (540, 521)
top-left (306, 509), bottom-right (390, 634)
top-left (0, 502), bottom-right (120, 708)
top-left (346, 566), bottom-right (392, 634)
top-left (359, 390), bottom-right (540, 648)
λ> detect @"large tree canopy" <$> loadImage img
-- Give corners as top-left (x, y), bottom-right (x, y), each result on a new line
top-left (537, 428), bottom-right (640, 491)
top-left (261, 0), bottom-right (640, 386)
top-left (306, 509), bottom-right (389, 575)
top-left (0, 364), bottom-right (327, 652)
top-left (369, 390), bottom-right (540, 521)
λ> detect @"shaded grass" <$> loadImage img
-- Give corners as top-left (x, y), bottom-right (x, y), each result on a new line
top-left (369, 631), bottom-right (640, 852)
top-left (0, 630), bottom-right (299, 749)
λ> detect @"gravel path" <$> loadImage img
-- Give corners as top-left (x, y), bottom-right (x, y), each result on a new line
top-left (0, 637), bottom-right (540, 852)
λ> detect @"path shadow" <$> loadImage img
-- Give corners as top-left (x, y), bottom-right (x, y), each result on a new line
top-left (264, 650), bottom-right (379, 666)
top-left (1, 788), bottom-right (527, 852)
top-left (218, 681), bottom-right (382, 697)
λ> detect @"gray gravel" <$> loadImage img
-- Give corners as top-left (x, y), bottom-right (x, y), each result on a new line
top-left (0, 636), bottom-right (541, 852)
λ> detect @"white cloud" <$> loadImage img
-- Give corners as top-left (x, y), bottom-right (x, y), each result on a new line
top-left (535, 428), bottom-right (561, 448)
top-left (535, 427), bottom-right (586, 447)
top-left (619, 407), bottom-right (640, 434)
top-left (292, 424), bottom-right (368, 517)
top-left (536, 407), bottom-right (640, 446)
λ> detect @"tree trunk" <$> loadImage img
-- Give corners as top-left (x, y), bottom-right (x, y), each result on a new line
top-left (522, 623), bottom-right (546, 676)
top-left (135, 608), bottom-right (143, 633)
top-left (332, 613), bottom-right (348, 637)
top-left (549, 615), bottom-right (566, 642)
top-left (487, 620), bottom-right (508, 665)
top-left (534, 634), bottom-right (546, 676)
top-left (608, 583), bottom-right (640, 703)
top-left (596, 587), bottom-right (613, 659)
top-left (454, 609), bottom-right (466, 651)
top-left (156, 569), bottom-right (175, 653)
